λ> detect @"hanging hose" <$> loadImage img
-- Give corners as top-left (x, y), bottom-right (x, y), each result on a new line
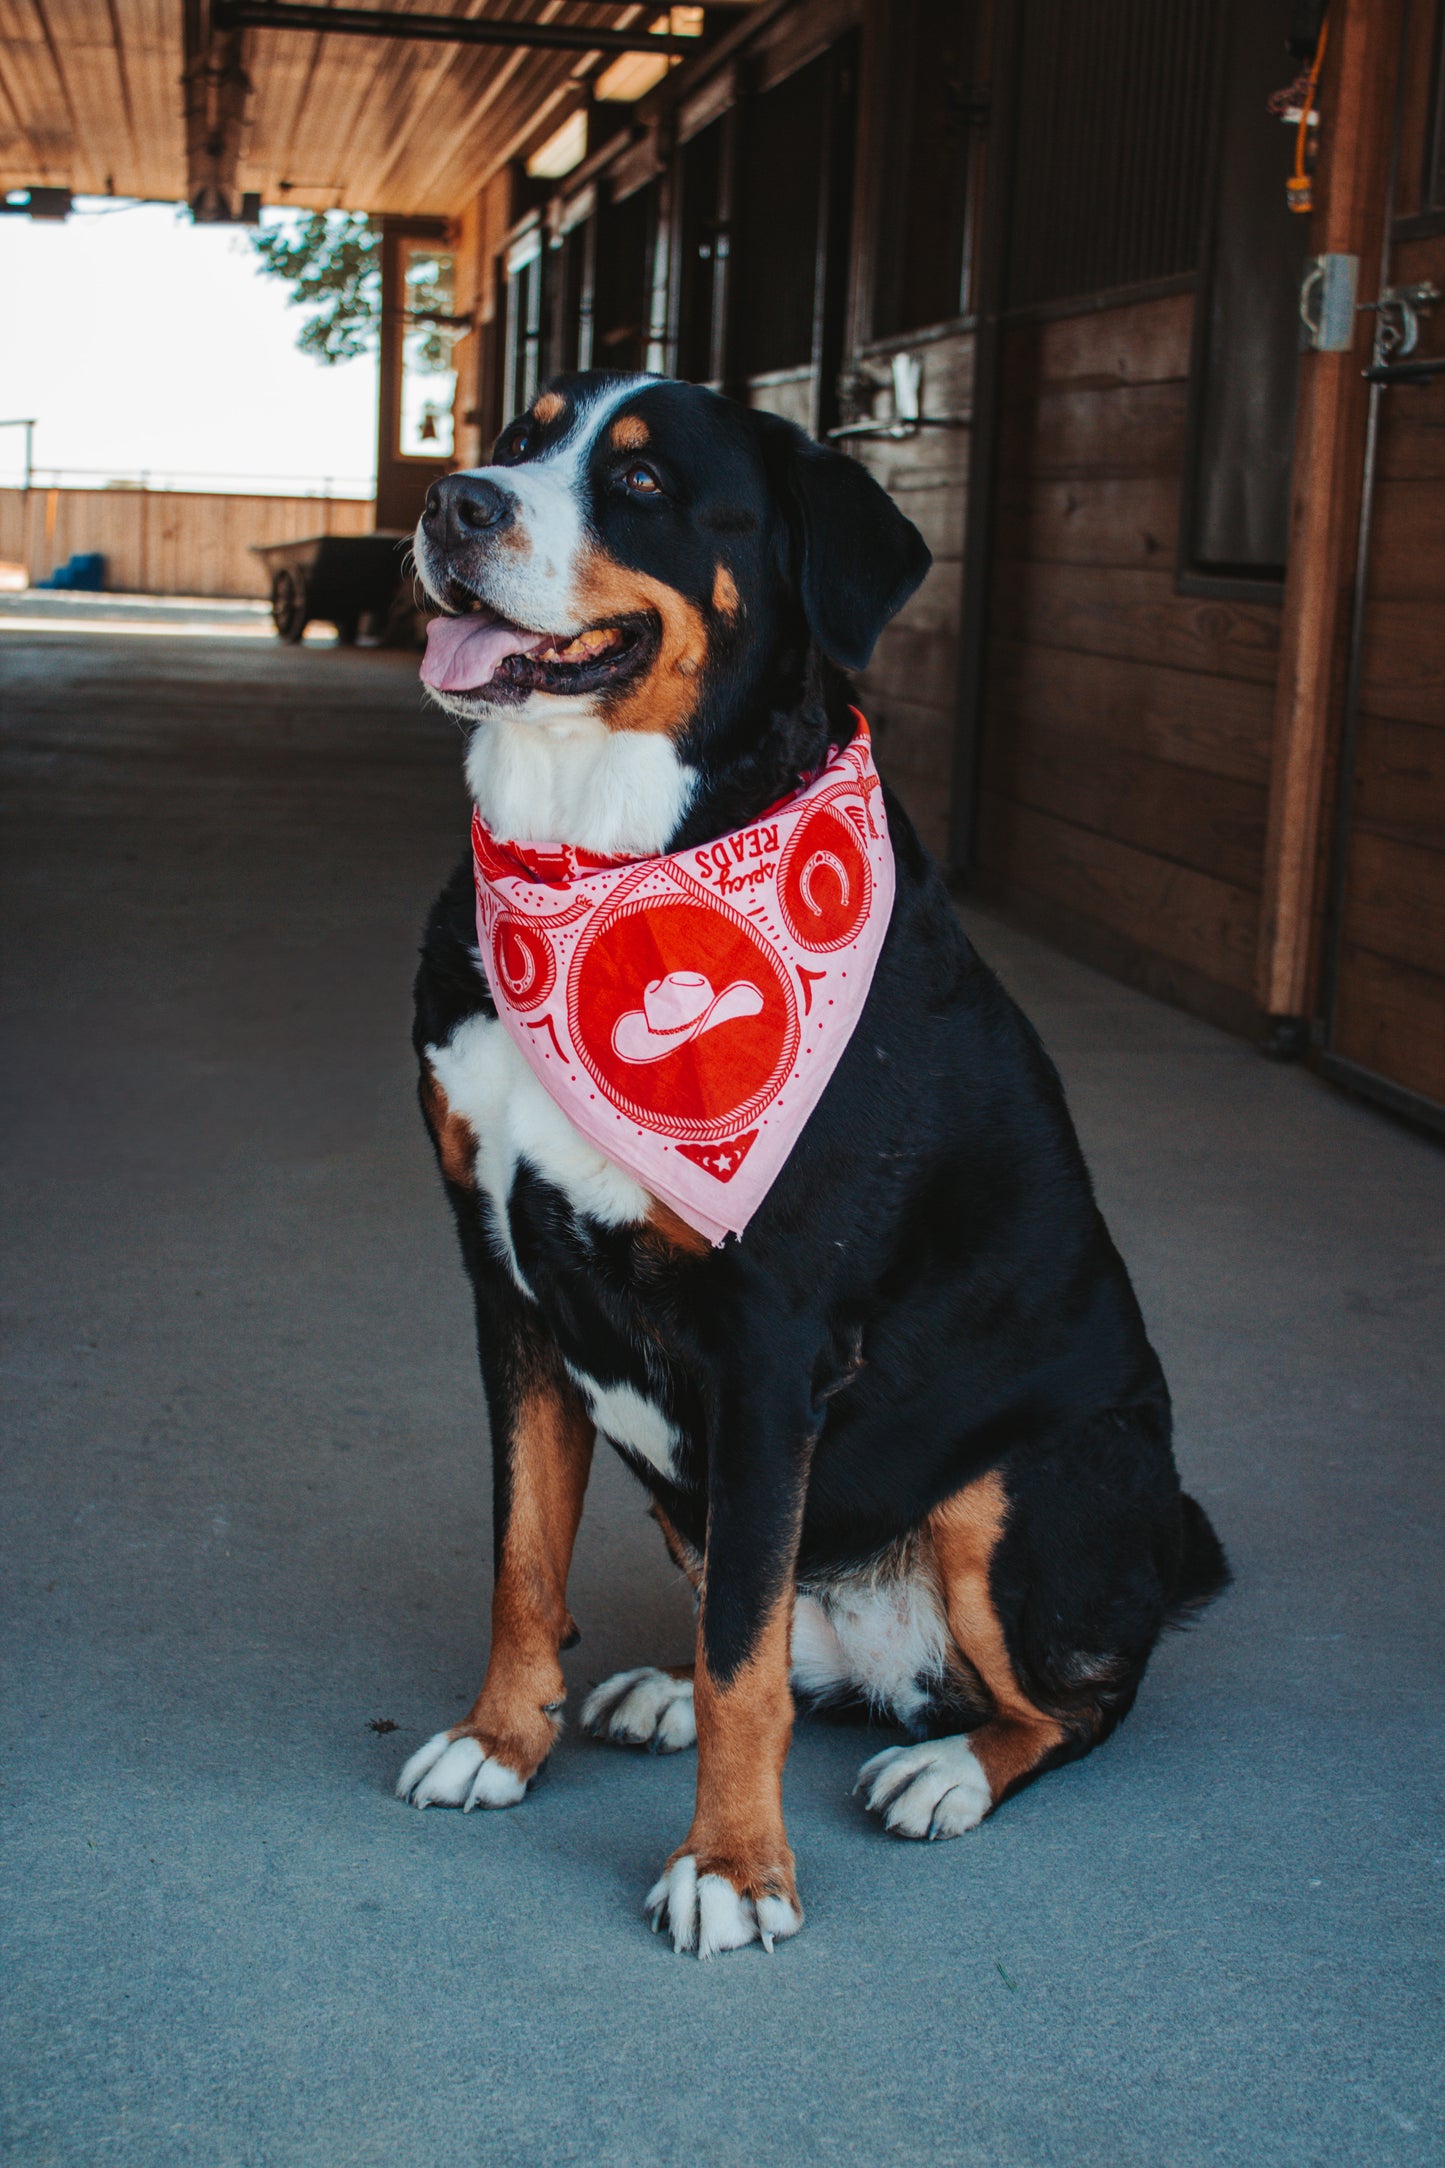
top-left (1287, 13), bottom-right (1329, 215)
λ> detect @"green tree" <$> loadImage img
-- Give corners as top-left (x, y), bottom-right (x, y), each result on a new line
top-left (250, 211), bottom-right (381, 366)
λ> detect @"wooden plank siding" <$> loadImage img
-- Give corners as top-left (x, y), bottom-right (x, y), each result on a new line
top-left (1328, 227), bottom-right (1445, 1106)
top-left (973, 289), bottom-right (1281, 1033)
top-left (0, 487), bottom-right (373, 598)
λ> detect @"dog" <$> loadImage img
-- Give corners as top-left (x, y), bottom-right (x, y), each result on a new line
top-left (397, 371), bottom-right (1228, 1957)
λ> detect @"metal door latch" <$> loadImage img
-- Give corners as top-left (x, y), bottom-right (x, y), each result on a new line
top-left (1359, 279), bottom-right (1441, 362)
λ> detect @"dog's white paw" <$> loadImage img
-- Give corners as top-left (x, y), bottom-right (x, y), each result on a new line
top-left (395, 1730), bottom-right (528, 1812)
top-left (644, 1855), bottom-right (803, 1958)
top-left (581, 1667), bottom-right (696, 1752)
top-left (856, 1735), bottom-right (992, 1839)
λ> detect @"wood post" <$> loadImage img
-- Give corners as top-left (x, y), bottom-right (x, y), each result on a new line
top-left (1255, 0), bottom-right (1403, 1027)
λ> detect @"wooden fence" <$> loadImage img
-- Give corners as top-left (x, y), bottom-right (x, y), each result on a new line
top-left (0, 487), bottom-right (374, 599)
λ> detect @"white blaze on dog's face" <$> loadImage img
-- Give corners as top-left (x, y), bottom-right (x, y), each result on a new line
top-left (413, 370), bottom-right (932, 856)
top-left (413, 376), bottom-right (732, 855)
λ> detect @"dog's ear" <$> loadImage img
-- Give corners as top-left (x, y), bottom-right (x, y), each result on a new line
top-left (760, 416), bottom-right (932, 671)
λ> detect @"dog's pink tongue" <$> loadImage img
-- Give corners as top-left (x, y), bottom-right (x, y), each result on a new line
top-left (421, 611), bottom-right (536, 692)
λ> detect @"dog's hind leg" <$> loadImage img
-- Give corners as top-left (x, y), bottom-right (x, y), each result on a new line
top-left (857, 1470), bottom-right (1068, 1837)
top-left (398, 1310), bottom-right (595, 1813)
top-left (859, 1416), bottom-right (1202, 1839)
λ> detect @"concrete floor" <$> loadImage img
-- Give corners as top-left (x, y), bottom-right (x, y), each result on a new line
top-left (2, 616), bottom-right (1442, 2167)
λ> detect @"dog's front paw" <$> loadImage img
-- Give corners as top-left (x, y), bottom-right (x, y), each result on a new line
top-left (644, 1853), bottom-right (803, 1958)
top-left (395, 1729), bottom-right (529, 1812)
top-left (581, 1666), bottom-right (696, 1751)
top-left (855, 1736), bottom-right (992, 1839)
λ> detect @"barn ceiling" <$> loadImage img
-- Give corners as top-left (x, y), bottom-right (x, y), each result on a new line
top-left (0, 1), bottom-right (737, 217)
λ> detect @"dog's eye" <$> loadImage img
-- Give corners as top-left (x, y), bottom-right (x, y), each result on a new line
top-left (508, 428), bottom-right (532, 461)
top-left (624, 464), bottom-right (660, 495)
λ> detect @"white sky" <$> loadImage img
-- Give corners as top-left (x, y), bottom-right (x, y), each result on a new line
top-left (0, 202), bottom-right (379, 493)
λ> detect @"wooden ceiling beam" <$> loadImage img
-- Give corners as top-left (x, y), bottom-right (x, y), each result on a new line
top-left (183, 0), bottom-right (254, 219)
top-left (216, 1), bottom-right (702, 58)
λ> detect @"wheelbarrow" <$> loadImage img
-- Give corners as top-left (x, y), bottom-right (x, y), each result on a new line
top-left (251, 531), bottom-right (413, 644)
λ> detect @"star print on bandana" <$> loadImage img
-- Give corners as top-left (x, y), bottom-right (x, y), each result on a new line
top-left (471, 714), bottom-right (895, 1245)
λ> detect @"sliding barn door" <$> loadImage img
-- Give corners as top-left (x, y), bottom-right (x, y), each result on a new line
top-left (1320, 2), bottom-right (1445, 1127)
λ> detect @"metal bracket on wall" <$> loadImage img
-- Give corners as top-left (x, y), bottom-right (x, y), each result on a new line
top-left (827, 352), bottom-right (968, 441)
top-left (1298, 253), bottom-right (1359, 351)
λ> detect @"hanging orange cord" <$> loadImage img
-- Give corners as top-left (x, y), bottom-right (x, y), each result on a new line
top-left (1287, 14), bottom-right (1329, 215)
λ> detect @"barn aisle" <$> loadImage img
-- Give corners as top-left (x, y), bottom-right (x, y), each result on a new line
top-left (2, 612), bottom-right (1442, 2167)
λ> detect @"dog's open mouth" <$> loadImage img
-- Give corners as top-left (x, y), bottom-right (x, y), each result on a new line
top-left (421, 603), bottom-right (654, 703)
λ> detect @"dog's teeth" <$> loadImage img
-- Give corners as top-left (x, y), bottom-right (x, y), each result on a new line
top-left (556, 626), bottom-right (625, 663)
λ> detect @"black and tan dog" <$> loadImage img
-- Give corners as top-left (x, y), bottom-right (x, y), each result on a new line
top-left (398, 372), bottom-right (1228, 1956)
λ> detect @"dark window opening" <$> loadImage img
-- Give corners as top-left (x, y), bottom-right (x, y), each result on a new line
top-left (1426, 0), bottom-right (1445, 211)
top-left (1184, 0), bottom-right (1310, 582)
top-left (732, 55), bottom-right (828, 378)
top-left (871, 0), bottom-right (981, 338)
top-left (1006, 0), bottom-right (1215, 311)
top-left (501, 230), bottom-right (544, 422)
top-left (553, 217), bottom-right (595, 376)
top-left (593, 182), bottom-right (656, 376)
top-left (677, 117), bottom-right (729, 382)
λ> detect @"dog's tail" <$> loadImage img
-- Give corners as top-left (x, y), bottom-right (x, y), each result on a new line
top-left (1166, 1491), bottom-right (1231, 1623)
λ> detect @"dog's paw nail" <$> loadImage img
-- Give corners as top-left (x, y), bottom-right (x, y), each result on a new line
top-left (856, 1737), bottom-right (992, 1841)
top-left (583, 1667), bottom-right (696, 1753)
top-left (396, 1729), bottom-right (528, 1812)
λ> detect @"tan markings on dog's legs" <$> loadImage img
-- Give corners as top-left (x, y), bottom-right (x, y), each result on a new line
top-left (711, 562), bottom-right (740, 618)
top-left (929, 1471), bottom-right (1064, 1801)
top-left (651, 1501), bottom-right (703, 1590)
top-left (570, 549), bottom-right (709, 737)
top-left (532, 390), bottom-right (565, 425)
top-left (419, 1066), bottom-right (477, 1189)
top-left (456, 1376), bottom-right (595, 1781)
top-left (669, 1584), bottom-right (799, 1908)
top-left (610, 414), bottom-right (650, 449)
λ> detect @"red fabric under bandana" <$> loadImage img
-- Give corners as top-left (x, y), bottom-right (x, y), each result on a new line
top-left (472, 714), bottom-right (895, 1245)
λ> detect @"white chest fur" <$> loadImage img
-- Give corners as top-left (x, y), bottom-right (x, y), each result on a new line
top-left (423, 1010), bottom-right (680, 1475)
top-left (425, 1010), bottom-right (650, 1292)
top-left (464, 711), bottom-right (697, 858)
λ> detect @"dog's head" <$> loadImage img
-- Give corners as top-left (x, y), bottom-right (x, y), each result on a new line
top-left (414, 373), bottom-right (930, 849)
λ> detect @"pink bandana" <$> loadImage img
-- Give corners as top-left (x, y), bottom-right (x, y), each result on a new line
top-left (471, 714), bottom-right (894, 1245)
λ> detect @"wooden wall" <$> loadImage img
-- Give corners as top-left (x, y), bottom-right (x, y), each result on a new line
top-left (974, 291), bottom-right (1281, 1033)
top-left (1328, 225), bottom-right (1445, 1106)
top-left (850, 332), bottom-right (974, 863)
top-left (0, 489), bottom-right (373, 600)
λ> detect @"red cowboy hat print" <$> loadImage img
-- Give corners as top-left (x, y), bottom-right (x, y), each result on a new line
top-left (612, 971), bottom-right (765, 1064)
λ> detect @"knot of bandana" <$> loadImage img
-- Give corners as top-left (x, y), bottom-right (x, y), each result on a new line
top-left (471, 712), bottom-right (895, 1245)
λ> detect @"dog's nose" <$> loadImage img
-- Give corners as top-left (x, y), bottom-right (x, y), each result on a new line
top-left (422, 474), bottom-right (514, 547)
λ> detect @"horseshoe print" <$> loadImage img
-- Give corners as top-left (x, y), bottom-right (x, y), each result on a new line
top-left (799, 849), bottom-right (850, 916)
top-left (489, 912), bottom-right (556, 1012)
top-left (777, 798), bottom-right (871, 952)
